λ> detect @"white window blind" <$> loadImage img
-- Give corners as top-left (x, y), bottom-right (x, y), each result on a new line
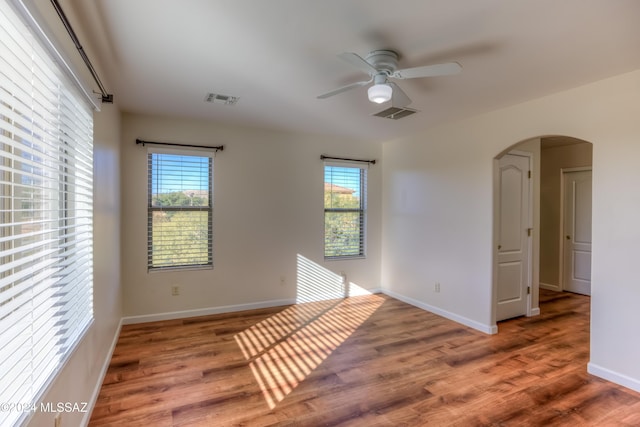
top-left (0, 1), bottom-right (94, 426)
top-left (324, 164), bottom-right (367, 259)
top-left (148, 151), bottom-right (213, 270)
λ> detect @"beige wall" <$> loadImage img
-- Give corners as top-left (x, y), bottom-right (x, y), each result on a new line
top-left (120, 114), bottom-right (383, 320)
top-left (540, 141), bottom-right (593, 288)
top-left (382, 69), bottom-right (640, 392)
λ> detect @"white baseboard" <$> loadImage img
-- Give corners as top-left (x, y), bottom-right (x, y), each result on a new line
top-left (346, 286), bottom-right (382, 297)
top-left (540, 282), bottom-right (561, 291)
top-left (123, 289), bottom-right (385, 325)
top-left (381, 289), bottom-right (497, 335)
top-left (121, 298), bottom-right (297, 325)
top-left (81, 318), bottom-right (123, 427)
top-left (529, 307), bottom-right (541, 316)
top-left (588, 362), bottom-right (640, 393)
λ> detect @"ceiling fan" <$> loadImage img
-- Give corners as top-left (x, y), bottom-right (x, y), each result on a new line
top-left (317, 50), bottom-right (462, 107)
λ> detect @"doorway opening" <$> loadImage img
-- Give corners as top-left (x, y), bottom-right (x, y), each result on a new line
top-left (493, 136), bottom-right (593, 325)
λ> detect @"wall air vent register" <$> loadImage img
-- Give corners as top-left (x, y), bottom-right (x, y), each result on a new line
top-left (205, 93), bottom-right (240, 105)
top-left (372, 106), bottom-right (418, 120)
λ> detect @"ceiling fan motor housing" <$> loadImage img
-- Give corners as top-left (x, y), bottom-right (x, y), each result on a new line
top-left (365, 50), bottom-right (399, 75)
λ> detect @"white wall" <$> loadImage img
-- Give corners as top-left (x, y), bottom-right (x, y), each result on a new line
top-left (120, 114), bottom-right (383, 320)
top-left (382, 69), bottom-right (640, 391)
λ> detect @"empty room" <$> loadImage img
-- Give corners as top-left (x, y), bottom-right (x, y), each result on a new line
top-left (2, 0), bottom-right (640, 426)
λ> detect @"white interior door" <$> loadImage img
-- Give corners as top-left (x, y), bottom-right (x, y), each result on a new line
top-left (563, 169), bottom-right (592, 295)
top-left (496, 153), bottom-right (531, 321)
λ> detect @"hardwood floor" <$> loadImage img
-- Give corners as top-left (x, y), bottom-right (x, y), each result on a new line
top-left (89, 290), bottom-right (640, 426)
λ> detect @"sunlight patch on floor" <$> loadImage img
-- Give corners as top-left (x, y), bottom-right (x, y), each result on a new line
top-left (235, 296), bottom-right (383, 409)
top-left (235, 255), bottom-right (383, 409)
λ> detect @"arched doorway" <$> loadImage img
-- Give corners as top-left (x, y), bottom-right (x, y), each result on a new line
top-left (493, 136), bottom-right (593, 323)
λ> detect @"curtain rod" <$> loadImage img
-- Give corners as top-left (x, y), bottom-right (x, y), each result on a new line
top-left (50, 0), bottom-right (113, 103)
top-left (136, 139), bottom-right (224, 152)
top-left (321, 155), bottom-right (376, 165)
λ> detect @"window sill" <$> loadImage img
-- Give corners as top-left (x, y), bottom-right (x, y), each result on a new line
top-left (148, 265), bottom-right (213, 273)
top-left (324, 256), bottom-right (366, 261)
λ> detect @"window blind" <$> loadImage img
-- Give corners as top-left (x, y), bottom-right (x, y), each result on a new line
top-left (0, 1), bottom-right (94, 426)
top-left (147, 151), bottom-right (213, 270)
top-left (324, 164), bottom-right (367, 259)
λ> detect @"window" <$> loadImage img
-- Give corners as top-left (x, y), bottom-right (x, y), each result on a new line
top-left (148, 151), bottom-right (213, 270)
top-left (0, 1), bottom-right (94, 425)
top-left (324, 164), bottom-right (367, 258)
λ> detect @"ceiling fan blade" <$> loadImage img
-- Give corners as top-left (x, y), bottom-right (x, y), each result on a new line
top-left (338, 52), bottom-right (379, 76)
top-left (389, 82), bottom-right (411, 107)
top-left (392, 62), bottom-right (462, 79)
top-left (317, 78), bottom-right (372, 99)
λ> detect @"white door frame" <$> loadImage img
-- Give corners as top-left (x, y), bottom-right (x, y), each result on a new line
top-left (493, 150), bottom-right (534, 323)
top-left (559, 166), bottom-right (592, 292)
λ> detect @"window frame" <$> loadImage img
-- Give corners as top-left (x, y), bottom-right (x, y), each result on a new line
top-left (146, 148), bottom-right (214, 271)
top-left (323, 162), bottom-right (367, 260)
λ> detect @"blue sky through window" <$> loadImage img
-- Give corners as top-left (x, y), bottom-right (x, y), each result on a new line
top-left (151, 153), bottom-right (210, 194)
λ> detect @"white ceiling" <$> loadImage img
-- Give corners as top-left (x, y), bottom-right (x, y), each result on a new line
top-left (71, 0), bottom-right (640, 142)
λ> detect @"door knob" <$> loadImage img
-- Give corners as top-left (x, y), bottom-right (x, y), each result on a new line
top-left (566, 235), bottom-right (571, 240)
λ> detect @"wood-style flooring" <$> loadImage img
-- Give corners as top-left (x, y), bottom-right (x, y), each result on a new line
top-left (89, 290), bottom-right (640, 426)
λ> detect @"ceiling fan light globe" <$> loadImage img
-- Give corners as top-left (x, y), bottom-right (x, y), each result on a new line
top-left (368, 83), bottom-right (392, 104)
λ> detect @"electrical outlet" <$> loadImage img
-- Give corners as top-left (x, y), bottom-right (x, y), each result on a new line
top-left (435, 282), bottom-right (441, 293)
top-left (171, 285), bottom-right (180, 296)
top-left (54, 412), bottom-right (62, 427)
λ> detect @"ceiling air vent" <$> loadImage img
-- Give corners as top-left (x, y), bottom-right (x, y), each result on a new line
top-left (372, 106), bottom-right (418, 120)
top-left (205, 93), bottom-right (239, 105)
